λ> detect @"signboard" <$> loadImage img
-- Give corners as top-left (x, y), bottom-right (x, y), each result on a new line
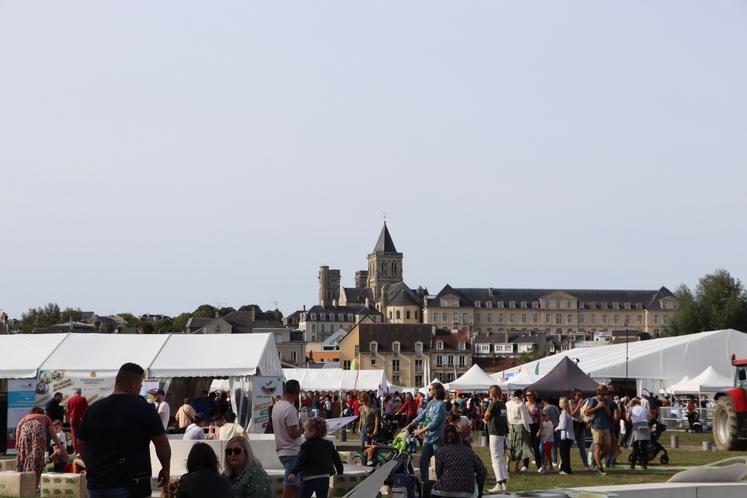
top-left (6, 371), bottom-right (116, 453)
top-left (249, 376), bottom-right (282, 433)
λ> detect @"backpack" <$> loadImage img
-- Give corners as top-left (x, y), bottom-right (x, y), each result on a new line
top-left (579, 398), bottom-right (595, 424)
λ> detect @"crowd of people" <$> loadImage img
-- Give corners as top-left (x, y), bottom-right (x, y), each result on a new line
top-left (13, 366), bottom-right (671, 498)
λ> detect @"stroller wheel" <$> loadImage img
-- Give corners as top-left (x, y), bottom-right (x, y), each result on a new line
top-left (660, 453), bottom-right (669, 465)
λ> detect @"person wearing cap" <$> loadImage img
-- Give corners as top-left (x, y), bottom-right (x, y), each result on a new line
top-left (155, 389), bottom-right (170, 430)
top-left (183, 414), bottom-right (207, 440)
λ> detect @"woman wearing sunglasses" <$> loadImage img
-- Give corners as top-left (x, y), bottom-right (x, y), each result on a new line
top-left (223, 436), bottom-right (272, 498)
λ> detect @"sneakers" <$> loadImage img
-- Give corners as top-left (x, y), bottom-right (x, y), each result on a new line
top-left (501, 482), bottom-right (507, 491)
top-left (488, 485), bottom-right (502, 493)
top-left (585, 465), bottom-right (595, 472)
top-left (597, 465), bottom-right (607, 476)
top-left (538, 467), bottom-right (546, 474)
top-left (559, 470), bottom-right (568, 475)
top-left (520, 466), bottom-right (528, 473)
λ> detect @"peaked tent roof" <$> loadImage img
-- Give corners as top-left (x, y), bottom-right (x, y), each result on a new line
top-left (40, 333), bottom-right (171, 378)
top-left (492, 369), bottom-right (542, 390)
top-left (373, 223), bottom-right (398, 253)
top-left (525, 356), bottom-right (599, 397)
top-left (449, 364), bottom-right (498, 391)
top-left (150, 333), bottom-right (283, 378)
top-left (0, 334), bottom-right (69, 379)
top-left (669, 366), bottom-right (733, 393)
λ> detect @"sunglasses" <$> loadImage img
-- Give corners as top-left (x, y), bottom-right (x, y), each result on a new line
top-left (225, 448), bottom-right (243, 456)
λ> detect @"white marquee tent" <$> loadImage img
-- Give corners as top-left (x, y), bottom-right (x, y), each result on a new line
top-left (494, 329), bottom-right (746, 395)
top-left (449, 364), bottom-right (497, 391)
top-left (0, 333), bottom-right (284, 379)
top-left (492, 369), bottom-right (542, 391)
top-left (668, 366), bottom-right (733, 394)
top-left (282, 368), bottom-right (388, 394)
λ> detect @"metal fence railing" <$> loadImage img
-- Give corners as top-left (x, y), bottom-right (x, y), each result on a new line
top-left (658, 406), bottom-right (713, 432)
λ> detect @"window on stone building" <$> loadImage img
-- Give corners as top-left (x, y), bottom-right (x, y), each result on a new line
top-left (533, 314), bottom-right (539, 323)
top-left (486, 301), bottom-right (493, 308)
top-left (614, 315), bottom-right (619, 325)
top-left (415, 375), bottom-right (423, 385)
top-left (567, 314), bottom-right (573, 323)
top-left (522, 314), bottom-right (527, 324)
top-left (510, 313), bottom-right (515, 323)
top-left (310, 313), bottom-right (317, 321)
top-left (532, 301), bottom-right (539, 309)
top-left (638, 315), bottom-right (643, 323)
top-left (436, 340), bottom-right (444, 350)
top-left (475, 312), bottom-right (480, 322)
top-left (497, 301), bottom-right (504, 308)
top-left (406, 310), bottom-right (410, 320)
top-left (415, 341), bottom-right (423, 355)
top-left (392, 359), bottom-right (400, 372)
top-left (602, 314), bottom-right (608, 324)
top-left (448, 355), bottom-right (454, 367)
top-left (509, 301), bottom-right (516, 308)
top-left (396, 310), bottom-right (401, 320)
top-left (392, 341), bottom-right (400, 356)
top-left (370, 341), bottom-right (378, 354)
top-left (579, 314), bottom-right (585, 324)
top-left (556, 314), bottom-right (562, 325)
top-left (475, 301), bottom-right (481, 308)
top-left (498, 314), bottom-right (504, 323)
top-left (458, 340), bottom-right (466, 350)
top-left (415, 359), bottom-right (423, 373)
top-left (459, 356), bottom-right (466, 367)
top-left (454, 312), bottom-right (459, 323)
top-left (436, 355), bottom-right (443, 367)
top-left (545, 313), bottom-right (550, 324)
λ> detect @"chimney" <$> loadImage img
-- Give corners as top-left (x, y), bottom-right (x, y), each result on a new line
top-left (303, 304), bottom-right (306, 311)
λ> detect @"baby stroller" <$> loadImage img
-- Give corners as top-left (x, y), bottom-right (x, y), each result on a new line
top-left (628, 421), bottom-right (669, 465)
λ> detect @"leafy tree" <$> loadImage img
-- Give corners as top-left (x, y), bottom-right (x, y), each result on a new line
top-left (217, 307), bottom-right (236, 316)
top-left (172, 313), bottom-right (191, 333)
top-left (153, 318), bottom-right (173, 334)
top-left (140, 322), bottom-right (155, 334)
top-left (192, 304), bottom-right (217, 318)
top-left (666, 269), bottom-right (747, 336)
top-left (60, 307), bottom-right (83, 323)
top-left (117, 313), bottom-right (141, 327)
top-left (519, 344), bottom-right (541, 364)
top-left (238, 304), bottom-right (262, 313)
top-left (20, 302), bottom-right (62, 332)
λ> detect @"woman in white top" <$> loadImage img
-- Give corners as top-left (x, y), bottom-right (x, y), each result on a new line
top-left (626, 398), bottom-right (651, 469)
top-left (555, 397), bottom-right (575, 475)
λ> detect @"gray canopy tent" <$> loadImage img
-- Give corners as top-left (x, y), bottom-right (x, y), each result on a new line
top-left (526, 356), bottom-right (599, 398)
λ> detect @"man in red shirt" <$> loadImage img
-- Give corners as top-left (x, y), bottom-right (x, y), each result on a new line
top-left (66, 387), bottom-right (88, 454)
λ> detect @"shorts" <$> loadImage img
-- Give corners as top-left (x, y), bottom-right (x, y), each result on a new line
top-left (592, 428), bottom-right (611, 446)
top-left (543, 442), bottom-right (553, 455)
top-left (279, 456), bottom-right (302, 487)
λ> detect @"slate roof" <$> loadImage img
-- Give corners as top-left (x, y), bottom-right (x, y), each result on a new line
top-left (186, 317), bottom-right (213, 332)
top-left (304, 304), bottom-right (381, 321)
top-left (342, 288), bottom-right (374, 304)
top-left (372, 223), bottom-right (399, 253)
top-left (385, 282), bottom-right (421, 306)
top-left (357, 323), bottom-right (433, 353)
top-left (473, 332), bottom-right (510, 344)
top-left (427, 285), bottom-right (674, 310)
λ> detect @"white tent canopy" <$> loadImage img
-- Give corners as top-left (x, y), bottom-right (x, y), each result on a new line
top-left (0, 334), bottom-right (69, 379)
top-left (668, 366), bottom-right (733, 394)
top-left (449, 364), bottom-right (497, 391)
top-left (494, 329), bottom-right (747, 395)
top-left (149, 334), bottom-right (284, 378)
top-left (492, 369), bottom-right (542, 391)
top-left (282, 368), bottom-right (388, 393)
top-left (0, 333), bottom-right (284, 380)
top-left (41, 334), bottom-right (171, 378)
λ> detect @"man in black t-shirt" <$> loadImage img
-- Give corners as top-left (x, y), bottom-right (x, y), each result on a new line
top-left (45, 392), bottom-right (65, 422)
top-left (78, 363), bottom-right (171, 498)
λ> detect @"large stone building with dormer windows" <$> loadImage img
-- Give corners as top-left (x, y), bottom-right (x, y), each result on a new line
top-left (423, 285), bottom-right (678, 346)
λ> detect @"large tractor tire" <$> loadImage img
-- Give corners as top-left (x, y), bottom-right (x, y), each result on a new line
top-left (713, 396), bottom-right (740, 451)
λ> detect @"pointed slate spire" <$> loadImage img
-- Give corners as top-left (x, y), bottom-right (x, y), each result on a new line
top-left (373, 222), bottom-right (397, 253)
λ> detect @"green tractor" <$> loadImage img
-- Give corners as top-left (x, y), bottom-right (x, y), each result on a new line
top-left (713, 354), bottom-right (747, 451)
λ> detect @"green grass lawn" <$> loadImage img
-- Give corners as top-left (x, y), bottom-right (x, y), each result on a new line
top-left (470, 443), bottom-right (744, 492)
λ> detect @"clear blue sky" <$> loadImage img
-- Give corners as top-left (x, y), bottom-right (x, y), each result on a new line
top-left (2, 2), bottom-right (746, 318)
